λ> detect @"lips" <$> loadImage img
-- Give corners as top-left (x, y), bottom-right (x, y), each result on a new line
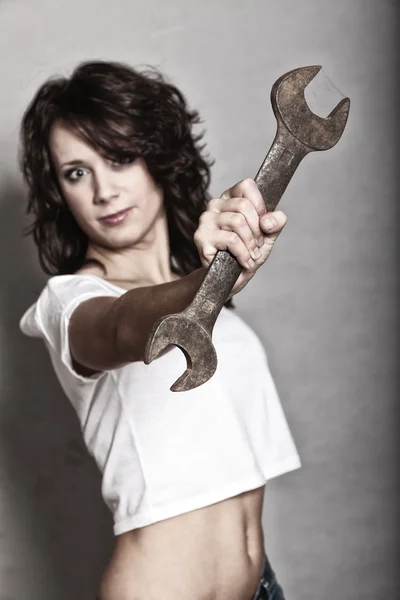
top-left (99, 207), bottom-right (132, 226)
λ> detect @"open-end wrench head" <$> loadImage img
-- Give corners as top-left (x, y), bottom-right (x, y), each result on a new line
top-left (144, 314), bottom-right (217, 392)
top-left (272, 65), bottom-right (350, 150)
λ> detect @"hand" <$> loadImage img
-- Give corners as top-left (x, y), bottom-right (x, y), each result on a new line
top-left (194, 178), bottom-right (287, 296)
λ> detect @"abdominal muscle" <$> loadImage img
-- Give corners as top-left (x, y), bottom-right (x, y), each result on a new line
top-left (98, 485), bottom-right (266, 600)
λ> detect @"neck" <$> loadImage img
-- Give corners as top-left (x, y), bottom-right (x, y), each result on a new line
top-left (85, 211), bottom-right (179, 286)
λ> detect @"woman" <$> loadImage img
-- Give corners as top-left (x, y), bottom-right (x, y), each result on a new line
top-left (19, 60), bottom-right (301, 600)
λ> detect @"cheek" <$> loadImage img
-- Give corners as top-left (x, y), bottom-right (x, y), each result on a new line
top-left (65, 201), bottom-right (87, 229)
top-left (147, 179), bottom-right (164, 209)
top-left (60, 184), bottom-right (91, 219)
top-left (61, 197), bottom-right (96, 239)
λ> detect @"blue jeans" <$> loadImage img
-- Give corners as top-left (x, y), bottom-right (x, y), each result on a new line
top-left (251, 554), bottom-right (286, 600)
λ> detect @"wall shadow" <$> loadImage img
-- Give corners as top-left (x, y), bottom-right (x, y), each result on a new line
top-left (0, 176), bottom-right (114, 599)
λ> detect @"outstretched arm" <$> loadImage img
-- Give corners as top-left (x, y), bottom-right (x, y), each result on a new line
top-left (68, 178), bottom-right (286, 375)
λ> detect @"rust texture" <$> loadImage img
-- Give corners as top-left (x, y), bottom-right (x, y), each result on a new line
top-left (144, 65), bottom-right (350, 392)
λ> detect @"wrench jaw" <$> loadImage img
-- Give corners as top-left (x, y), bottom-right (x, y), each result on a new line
top-left (144, 314), bottom-right (218, 392)
top-left (271, 65), bottom-right (322, 122)
top-left (326, 97), bottom-right (351, 147)
top-left (273, 65), bottom-right (350, 151)
top-left (170, 354), bottom-right (217, 392)
top-left (272, 65), bottom-right (322, 102)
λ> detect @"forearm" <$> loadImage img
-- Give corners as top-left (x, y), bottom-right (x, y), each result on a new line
top-left (69, 267), bottom-right (208, 372)
top-left (113, 267), bottom-right (207, 363)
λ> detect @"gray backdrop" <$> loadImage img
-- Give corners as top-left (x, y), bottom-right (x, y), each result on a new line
top-left (0, 0), bottom-right (398, 598)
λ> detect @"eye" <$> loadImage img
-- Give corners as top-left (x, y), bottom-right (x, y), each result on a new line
top-left (111, 156), bottom-right (136, 167)
top-left (63, 167), bottom-right (89, 182)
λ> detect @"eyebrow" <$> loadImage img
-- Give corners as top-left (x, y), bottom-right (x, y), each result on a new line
top-left (60, 159), bottom-right (87, 169)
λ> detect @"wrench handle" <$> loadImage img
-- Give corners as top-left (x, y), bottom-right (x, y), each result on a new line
top-left (185, 125), bottom-right (310, 331)
top-left (184, 250), bottom-right (242, 327)
top-left (255, 125), bottom-right (310, 211)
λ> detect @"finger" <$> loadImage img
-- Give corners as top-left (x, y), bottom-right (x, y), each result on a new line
top-left (216, 211), bottom-right (262, 260)
top-left (259, 210), bottom-right (287, 240)
top-left (195, 229), bottom-right (255, 270)
top-left (209, 196), bottom-right (264, 246)
top-left (199, 208), bottom-right (259, 255)
top-left (220, 178), bottom-right (267, 219)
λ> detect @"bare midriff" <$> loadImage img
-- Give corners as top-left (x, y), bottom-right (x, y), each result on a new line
top-left (98, 485), bottom-right (266, 600)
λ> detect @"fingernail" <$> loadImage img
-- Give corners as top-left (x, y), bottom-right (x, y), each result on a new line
top-left (253, 247), bottom-right (261, 259)
top-left (258, 237), bottom-right (264, 247)
top-left (248, 258), bottom-right (255, 269)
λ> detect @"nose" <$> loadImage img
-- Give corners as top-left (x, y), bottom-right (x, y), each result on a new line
top-left (93, 170), bottom-right (119, 205)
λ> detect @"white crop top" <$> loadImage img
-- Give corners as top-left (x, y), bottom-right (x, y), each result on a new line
top-left (19, 275), bottom-right (301, 535)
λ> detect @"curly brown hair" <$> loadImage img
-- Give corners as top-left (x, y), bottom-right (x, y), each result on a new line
top-left (19, 60), bottom-right (214, 280)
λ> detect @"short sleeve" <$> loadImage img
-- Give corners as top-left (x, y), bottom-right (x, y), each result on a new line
top-left (19, 275), bottom-right (123, 383)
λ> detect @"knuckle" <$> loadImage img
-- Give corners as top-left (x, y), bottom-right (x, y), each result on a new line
top-left (237, 197), bottom-right (251, 213)
top-left (219, 188), bottom-right (231, 199)
top-left (239, 179), bottom-right (263, 212)
top-left (207, 198), bottom-right (219, 211)
top-left (199, 211), bottom-right (210, 225)
top-left (238, 195), bottom-right (249, 208)
top-left (202, 244), bottom-right (215, 258)
top-left (231, 213), bottom-right (245, 228)
top-left (228, 231), bottom-right (239, 244)
top-left (246, 234), bottom-right (255, 246)
top-left (241, 177), bottom-right (255, 190)
top-left (193, 229), bottom-right (203, 246)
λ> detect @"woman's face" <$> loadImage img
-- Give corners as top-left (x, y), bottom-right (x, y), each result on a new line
top-left (49, 121), bottom-right (165, 250)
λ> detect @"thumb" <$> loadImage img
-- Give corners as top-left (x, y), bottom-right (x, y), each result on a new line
top-left (259, 211), bottom-right (287, 239)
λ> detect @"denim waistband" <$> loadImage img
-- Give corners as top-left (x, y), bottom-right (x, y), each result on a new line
top-left (251, 553), bottom-right (285, 600)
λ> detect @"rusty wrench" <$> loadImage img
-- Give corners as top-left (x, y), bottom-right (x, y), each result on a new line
top-left (144, 65), bottom-right (350, 392)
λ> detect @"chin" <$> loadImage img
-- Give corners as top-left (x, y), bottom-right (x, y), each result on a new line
top-left (96, 228), bottom-right (145, 250)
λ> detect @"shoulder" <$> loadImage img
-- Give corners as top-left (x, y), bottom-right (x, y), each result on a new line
top-left (45, 274), bottom-right (124, 303)
top-left (19, 274), bottom-right (123, 338)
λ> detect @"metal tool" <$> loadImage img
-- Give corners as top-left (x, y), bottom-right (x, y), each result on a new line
top-left (144, 65), bottom-right (350, 392)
